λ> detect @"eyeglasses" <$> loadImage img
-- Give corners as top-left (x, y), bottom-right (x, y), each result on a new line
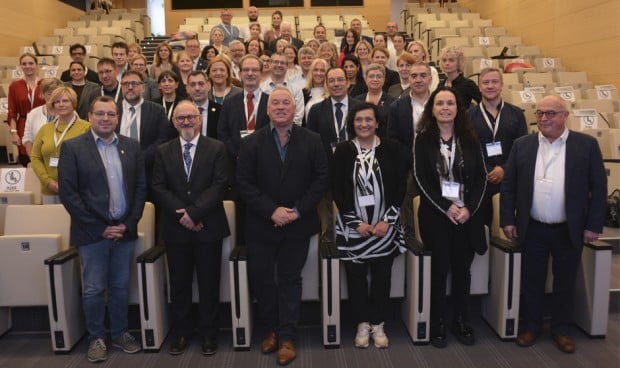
top-left (174, 115), bottom-right (201, 123)
top-left (534, 110), bottom-right (564, 119)
top-left (366, 74), bottom-right (384, 80)
top-left (241, 68), bottom-right (261, 73)
top-left (92, 111), bottom-right (118, 118)
top-left (121, 81), bottom-right (144, 88)
top-left (271, 60), bottom-right (287, 65)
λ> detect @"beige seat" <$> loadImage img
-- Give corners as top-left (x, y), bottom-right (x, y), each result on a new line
top-left (77, 27), bottom-right (99, 37)
top-left (497, 36), bottom-right (522, 47)
top-left (573, 99), bottom-right (617, 114)
top-left (585, 87), bottom-right (619, 101)
top-left (484, 27), bottom-right (506, 37)
top-left (458, 27), bottom-right (482, 37)
top-left (554, 71), bottom-right (594, 91)
top-left (522, 72), bottom-right (556, 90)
top-left (0, 192), bottom-right (34, 235)
top-left (515, 45), bottom-right (543, 59)
top-left (534, 57), bottom-right (564, 72)
top-left (53, 28), bottom-right (74, 37)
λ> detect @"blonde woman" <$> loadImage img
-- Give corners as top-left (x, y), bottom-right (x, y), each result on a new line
top-left (150, 42), bottom-right (180, 80)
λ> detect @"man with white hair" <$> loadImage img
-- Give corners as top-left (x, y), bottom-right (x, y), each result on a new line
top-left (268, 21), bottom-right (303, 52)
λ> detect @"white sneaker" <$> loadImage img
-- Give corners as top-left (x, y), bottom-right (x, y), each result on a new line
top-left (354, 322), bottom-right (371, 348)
top-left (371, 323), bottom-right (389, 348)
top-left (87, 338), bottom-right (107, 362)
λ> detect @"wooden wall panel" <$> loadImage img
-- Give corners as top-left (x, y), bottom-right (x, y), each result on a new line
top-left (459, 0), bottom-right (620, 88)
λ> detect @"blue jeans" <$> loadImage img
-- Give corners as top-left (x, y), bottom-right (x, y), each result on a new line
top-left (77, 239), bottom-right (135, 340)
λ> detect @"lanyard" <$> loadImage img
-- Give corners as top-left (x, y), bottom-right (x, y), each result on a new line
top-left (53, 115), bottom-right (77, 151)
top-left (439, 137), bottom-right (457, 181)
top-left (101, 86), bottom-right (122, 102)
top-left (26, 79), bottom-right (38, 110)
top-left (479, 101), bottom-right (504, 141)
top-left (163, 99), bottom-right (176, 121)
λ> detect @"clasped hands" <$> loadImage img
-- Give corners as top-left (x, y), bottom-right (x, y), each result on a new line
top-left (176, 208), bottom-right (204, 232)
top-left (356, 220), bottom-right (389, 238)
top-left (102, 223), bottom-right (126, 241)
top-left (446, 204), bottom-right (470, 225)
top-left (271, 206), bottom-right (299, 227)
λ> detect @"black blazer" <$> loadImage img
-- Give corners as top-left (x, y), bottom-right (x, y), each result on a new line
top-left (58, 132), bottom-right (147, 247)
top-left (306, 97), bottom-right (365, 162)
top-left (353, 93), bottom-right (396, 137)
top-left (116, 100), bottom-right (175, 173)
top-left (383, 69), bottom-right (400, 92)
top-left (387, 94), bottom-right (415, 151)
top-left (151, 135), bottom-right (231, 242)
top-left (236, 124), bottom-right (329, 241)
top-left (151, 95), bottom-right (184, 139)
top-left (413, 131), bottom-right (488, 254)
top-left (217, 91), bottom-right (270, 162)
top-left (61, 68), bottom-right (100, 84)
top-left (441, 73), bottom-right (482, 110)
top-left (200, 100), bottom-right (222, 139)
top-left (500, 131), bottom-right (607, 247)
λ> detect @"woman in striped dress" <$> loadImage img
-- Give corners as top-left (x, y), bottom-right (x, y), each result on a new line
top-left (332, 102), bottom-right (410, 349)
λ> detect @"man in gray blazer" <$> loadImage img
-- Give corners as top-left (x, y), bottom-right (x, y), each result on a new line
top-left (500, 95), bottom-right (607, 353)
top-left (58, 95), bottom-right (147, 363)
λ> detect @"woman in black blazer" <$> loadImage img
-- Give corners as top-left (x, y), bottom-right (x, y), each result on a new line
top-left (413, 86), bottom-right (487, 349)
top-left (332, 102), bottom-right (409, 349)
top-left (354, 64), bottom-right (396, 138)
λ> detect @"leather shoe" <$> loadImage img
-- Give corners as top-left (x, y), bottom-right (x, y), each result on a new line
top-left (277, 341), bottom-right (296, 366)
top-left (202, 337), bottom-right (217, 356)
top-left (168, 336), bottom-right (188, 355)
top-left (516, 330), bottom-right (538, 347)
top-left (451, 320), bottom-right (475, 345)
top-left (430, 323), bottom-right (447, 349)
top-left (552, 334), bottom-right (576, 353)
top-left (261, 332), bottom-right (278, 354)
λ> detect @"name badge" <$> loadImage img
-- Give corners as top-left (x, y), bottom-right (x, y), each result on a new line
top-left (49, 157), bottom-right (59, 167)
top-left (486, 141), bottom-right (502, 157)
top-left (240, 129), bottom-right (254, 138)
top-left (441, 180), bottom-right (461, 200)
top-left (535, 177), bottom-right (553, 195)
top-left (358, 194), bottom-right (375, 207)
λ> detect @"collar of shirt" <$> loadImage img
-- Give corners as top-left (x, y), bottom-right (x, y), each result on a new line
top-left (91, 130), bottom-right (119, 145)
top-left (123, 98), bottom-right (144, 112)
top-left (481, 99), bottom-right (503, 122)
top-left (538, 127), bottom-right (569, 145)
top-left (244, 88), bottom-right (261, 101)
top-left (179, 134), bottom-right (200, 147)
top-left (331, 96), bottom-right (348, 108)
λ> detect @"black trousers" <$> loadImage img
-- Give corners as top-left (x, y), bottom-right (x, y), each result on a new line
top-left (165, 237), bottom-right (223, 339)
top-left (344, 255), bottom-right (395, 325)
top-left (521, 220), bottom-right (582, 335)
top-left (247, 236), bottom-right (310, 343)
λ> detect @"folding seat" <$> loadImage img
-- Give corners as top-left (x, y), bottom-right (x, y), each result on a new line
top-left (472, 35), bottom-right (496, 47)
top-left (553, 71), bottom-right (593, 91)
top-left (460, 13), bottom-right (481, 22)
top-left (585, 86), bottom-right (619, 101)
top-left (62, 36), bottom-right (87, 47)
top-left (457, 27), bottom-right (482, 37)
top-left (449, 19), bottom-right (471, 29)
top-left (497, 36), bottom-right (522, 47)
top-left (53, 28), bottom-right (74, 37)
top-left (522, 71), bottom-right (556, 90)
top-left (67, 21), bottom-right (87, 29)
top-left (515, 45), bottom-right (542, 59)
top-left (471, 19), bottom-right (493, 28)
top-left (534, 57), bottom-right (564, 72)
top-left (90, 20), bottom-right (111, 28)
top-left (77, 27), bottom-right (99, 37)
top-left (185, 17), bottom-right (205, 25)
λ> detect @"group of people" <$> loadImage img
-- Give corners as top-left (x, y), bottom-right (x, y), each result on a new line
top-left (5, 6), bottom-right (607, 366)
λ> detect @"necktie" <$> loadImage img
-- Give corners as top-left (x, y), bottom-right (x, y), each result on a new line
top-left (246, 92), bottom-right (255, 130)
top-left (183, 142), bottom-right (193, 177)
top-left (129, 106), bottom-right (138, 140)
top-left (198, 107), bottom-right (206, 136)
top-left (335, 102), bottom-right (344, 142)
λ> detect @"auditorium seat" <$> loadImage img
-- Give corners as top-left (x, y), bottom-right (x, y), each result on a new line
top-left (554, 71), bottom-right (594, 91)
top-left (585, 86), bottom-right (619, 100)
top-left (53, 28), bottom-right (74, 37)
top-left (522, 72), bottom-right (557, 90)
top-left (497, 35), bottom-right (522, 47)
top-left (515, 45), bottom-right (543, 59)
top-left (483, 26), bottom-right (506, 37)
top-left (534, 57), bottom-right (564, 72)
top-left (67, 20), bottom-right (87, 29)
top-left (458, 27), bottom-right (482, 37)
top-left (184, 17), bottom-right (205, 25)
top-left (573, 99), bottom-right (617, 114)
top-left (62, 36), bottom-right (87, 46)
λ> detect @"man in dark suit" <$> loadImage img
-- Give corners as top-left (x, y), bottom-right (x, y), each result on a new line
top-left (218, 54), bottom-right (270, 164)
top-left (468, 67), bottom-right (527, 226)
top-left (186, 71), bottom-right (221, 138)
top-left (387, 61), bottom-right (432, 239)
top-left (186, 38), bottom-right (207, 72)
top-left (151, 100), bottom-right (230, 356)
top-left (58, 95), bottom-right (146, 363)
top-left (60, 44), bottom-right (100, 84)
top-left (116, 70), bottom-right (174, 190)
top-left (307, 67), bottom-right (364, 241)
top-left (237, 87), bottom-right (328, 366)
top-left (500, 95), bottom-right (607, 354)
top-left (268, 22), bottom-right (303, 52)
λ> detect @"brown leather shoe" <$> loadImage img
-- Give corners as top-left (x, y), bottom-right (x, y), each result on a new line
top-left (516, 330), bottom-right (537, 347)
top-left (261, 332), bottom-right (278, 354)
top-left (552, 334), bottom-right (576, 353)
top-left (277, 341), bottom-right (296, 366)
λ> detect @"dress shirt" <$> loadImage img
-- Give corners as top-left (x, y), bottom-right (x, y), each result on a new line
top-left (92, 130), bottom-right (127, 220)
top-left (179, 134), bottom-right (200, 175)
top-left (530, 128), bottom-right (569, 223)
top-left (121, 99), bottom-right (144, 140)
top-left (411, 95), bottom-right (427, 138)
top-left (332, 97), bottom-right (349, 141)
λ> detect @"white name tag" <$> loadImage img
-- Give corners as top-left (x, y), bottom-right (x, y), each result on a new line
top-left (240, 129), bottom-right (254, 138)
top-left (358, 194), bottom-right (374, 207)
top-left (441, 180), bottom-right (461, 200)
top-left (486, 141), bottom-right (502, 157)
top-left (49, 157), bottom-right (59, 167)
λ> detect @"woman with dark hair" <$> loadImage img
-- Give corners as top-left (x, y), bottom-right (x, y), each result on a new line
top-left (153, 70), bottom-right (184, 125)
top-left (339, 28), bottom-right (360, 66)
top-left (332, 102), bottom-right (409, 350)
top-left (245, 37), bottom-right (263, 57)
top-left (413, 86), bottom-right (487, 349)
top-left (200, 45), bottom-right (220, 65)
top-left (65, 61), bottom-right (100, 119)
top-left (342, 54), bottom-right (365, 98)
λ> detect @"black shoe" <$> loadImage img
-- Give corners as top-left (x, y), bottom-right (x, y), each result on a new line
top-left (169, 336), bottom-right (189, 355)
top-left (452, 320), bottom-right (475, 345)
top-left (202, 337), bottom-right (218, 356)
top-left (430, 323), bottom-right (447, 348)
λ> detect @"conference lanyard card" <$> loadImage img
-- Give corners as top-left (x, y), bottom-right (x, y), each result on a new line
top-left (358, 194), bottom-right (374, 207)
top-left (485, 141), bottom-right (502, 157)
top-left (441, 180), bottom-right (461, 201)
top-left (49, 157), bottom-right (59, 167)
top-left (240, 129), bottom-right (254, 138)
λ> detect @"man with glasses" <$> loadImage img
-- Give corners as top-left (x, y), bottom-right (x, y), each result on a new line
top-left (151, 100), bottom-right (230, 356)
top-left (60, 43), bottom-right (100, 84)
top-left (468, 67), bottom-right (527, 226)
top-left (186, 71), bottom-right (220, 138)
top-left (260, 52), bottom-right (304, 125)
top-left (116, 71), bottom-right (172, 195)
top-left (500, 95), bottom-right (607, 354)
top-left (97, 58), bottom-right (122, 105)
top-left (211, 9), bottom-right (240, 47)
top-left (186, 38), bottom-right (207, 72)
top-left (58, 95), bottom-right (147, 362)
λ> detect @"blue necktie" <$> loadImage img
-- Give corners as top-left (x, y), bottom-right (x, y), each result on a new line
top-left (335, 102), bottom-right (345, 142)
top-left (183, 142), bottom-right (192, 177)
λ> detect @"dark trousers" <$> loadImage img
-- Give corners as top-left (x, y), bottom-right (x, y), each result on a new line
top-left (247, 237), bottom-right (310, 343)
top-left (521, 220), bottom-right (582, 335)
top-left (165, 238), bottom-right (223, 339)
top-left (344, 255), bottom-right (395, 325)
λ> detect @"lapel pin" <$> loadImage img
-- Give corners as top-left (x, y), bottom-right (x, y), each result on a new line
top-left (121, 149), bottom-right (125, 155)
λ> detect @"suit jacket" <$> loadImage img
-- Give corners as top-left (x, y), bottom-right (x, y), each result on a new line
top-left (143, 78), bottom-right (161, 101)
top-left (500, 131), bottom-right (607, 247)
top-left (354, 93), bottom-right (396, 137)
top-left (383, 69), bottom-right (400, 92)
top-left (306, 97), bottom-right (365, 162)
top-left (58, 132), bottom-right (147, 247)
top-left (217, 91), bottom-right (270, 162)
top-left (269, 37), bottom-right (304, 52)
top-left (60, 68), bottom-right (100, 84)
top-left (236, 124), bottom-right (328, 241)
top-left (195, 58), bottom-right (208, 72)
top-left (198, 100), bottom-right (222, 139)
top-left (116, 100), bottom-right (175, 173)
top-left (151, 135), bottom-right (230, 242)
top-left (440, 73), bottom-right (482, 109)
top-left (65, 81), bottom-right (100, 120)
top-left (387, 94), bottom-right (415, 151)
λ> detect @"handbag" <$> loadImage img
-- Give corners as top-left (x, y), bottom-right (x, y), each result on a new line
top-left (605, 189), bottom-right (620, 228)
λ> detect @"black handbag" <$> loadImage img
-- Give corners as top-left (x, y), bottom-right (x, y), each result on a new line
top-left (605, 189), bottom-right (620, 228)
